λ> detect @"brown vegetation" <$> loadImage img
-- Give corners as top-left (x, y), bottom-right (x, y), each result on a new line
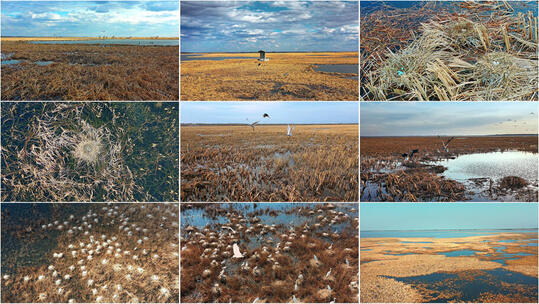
top-left (181, 124), bottom-right (359, 202)
top-left (180, 52), bottom-right (358, 101)
top-left (1, 41), bottom-right (178, 100)
top-left (180, 203), bottom-right (359, 303)
top-left (360, 136), bottom-right (538, 202)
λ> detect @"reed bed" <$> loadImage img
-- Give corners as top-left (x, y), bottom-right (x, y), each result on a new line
top-left (181, 125), bottom-right (359, 202)
top-left (181, 203), bottom-right (359, 303)
top-left (1, 102), bottom-right (179, 202)
top-left (360, 136), bottom-right (538, 202)
top-left (1, 203), bottom-right (179, 303)
top-left (181, 52), bottom-right (358, 101)
top-left (361, 0), bottom-right (538, 101)
top-left (1, 41), bottom-right (178, 100)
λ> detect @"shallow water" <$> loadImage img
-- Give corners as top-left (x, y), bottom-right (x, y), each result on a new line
top-left (387, 268), bottom-right (538, 302)
top-left (181, 54), bottom-right (258, 61)
top-left (314, 64), bottom-right (358, 74)
top-left (35, 61), bottom-right (54, 66)
top-left (31, 39), bottom-right (178, 46)
top-left (439, 249), bottom-right (476, 257)
top-left (432, 151), bottom-right (538, 182)
top-left (1, 59), bottom-right (21, 65)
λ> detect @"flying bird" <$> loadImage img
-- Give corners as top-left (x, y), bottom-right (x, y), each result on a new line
top-left (232, 243), bottom-right (244, 258)
top-left (287, 124), bottom-right (295, 137)
top-left (246, 119), bottom-right (260, 131)
top-left (401, 149), bottom-right (419, 160)
top-left (442, 137), bottom-right (455, 152)
top-left (263, 113), bottom-right (270, 118)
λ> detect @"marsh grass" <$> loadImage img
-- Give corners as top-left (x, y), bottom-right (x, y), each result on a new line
top-left (180, 52), bottom-right (358, 101)
top-left (181, 125), bottom-right (358, 202)
top-left (361, 2), bottom-right (538, 101)
top-left (1, 102), bottom-right (179, 202)
top-left (1, 41), bottom-right (178, 100)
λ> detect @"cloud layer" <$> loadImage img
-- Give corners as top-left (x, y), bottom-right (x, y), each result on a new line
top-left (1, 1), bottom-right (179, 37)
top-left (360, 102), bottom-right (538, 136)
top-left (181, 1), bottom-right (358, 52)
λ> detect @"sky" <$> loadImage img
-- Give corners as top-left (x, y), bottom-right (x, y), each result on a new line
top-left (360, 102), bottom-right (539, 136)
top-left (1, 1), bottom-right (179, 37)
top-left (361, 203), bottom-right (539, 231)
top-left (180, 102), bottom-right (358, 124)
top-left (181, 1), bottom-right (359, 52)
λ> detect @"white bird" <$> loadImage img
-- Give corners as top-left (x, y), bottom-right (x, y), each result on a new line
top-left (232, 243), bottom-right (243, 258)
top-left (246, 119), bottom-right (260, 131)
top-left (287, 124), bottom-right (295, 137)
top-left (345, 258), bottom-right (350, 267)
top-left (253, 298), bottom-right (260, 303)
top-left (294, 282), bottom-right (298, 291)
top-left (327, 285), bottom-right (332, 291)
top-left (326, 268), bottom-right (332, 278)
top-left (292, 295), bottom-right (298, 303)
top-left (313, 254), bottom-right (319, 262)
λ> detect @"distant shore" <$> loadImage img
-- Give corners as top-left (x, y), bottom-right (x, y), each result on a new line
top-left (1, 37), bottom-right (178, 41)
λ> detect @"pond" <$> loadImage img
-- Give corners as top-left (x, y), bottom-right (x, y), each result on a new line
top-left (431, 151), bottom-right (538, 182)
top-left (1, 60), bottom-right (21, 65)
top-left (438, 249), bottom-right (476, 257)
top-left (30, 39), bottom-right (178, 46)
top-left (181, 54), bottom-right (258, 61)
top-left (35, 61), bottom-right (54, 66)
top-left (314, 64), bottom-right (358, 74)
top-left (385, 268), bottom-right (538, 302)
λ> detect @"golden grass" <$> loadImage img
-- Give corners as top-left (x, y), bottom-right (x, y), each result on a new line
top-left (181, 124), bottom-right (358, 202)
top-left (361, 233), bottom-right (538, 302)
top-left (361, 4), bottom-right (538, 101)
top-left (1, 41), bottom-right (178, 100)
top-left (180, 52), bottom-right (358, 101)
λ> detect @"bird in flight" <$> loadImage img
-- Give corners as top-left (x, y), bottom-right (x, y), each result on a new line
top-left (287, 124), bottom-right (295, 137)
top-left (401, 149), bottom-right (419, 160)
top-left (263, 113), bottom-right (270, 118)
top-left (442, 136), bottom-right (455, 152)
top-left (248, 120), bottom-right (260, 131)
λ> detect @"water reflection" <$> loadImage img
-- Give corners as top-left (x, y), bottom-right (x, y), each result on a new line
top-left (433, 151), bottom-right (538, 181)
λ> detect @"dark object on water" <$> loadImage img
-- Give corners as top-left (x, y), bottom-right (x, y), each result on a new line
top-left (499, 176), bottom-right (528, 189)
top-left (263, 113), bottom-right (270, 118)
top-left (402, 149), bottom-right (419, 159)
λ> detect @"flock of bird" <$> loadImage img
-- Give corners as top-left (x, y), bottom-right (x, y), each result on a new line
top-left (2, 204), bottom-right (179, 303)
top-left (400, 136), bottom-right (456, 160)
top-left (181, 204), bottom-right (359, 303)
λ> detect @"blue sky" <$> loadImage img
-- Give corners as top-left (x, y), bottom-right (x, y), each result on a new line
top-left (181, 1), bottom-right (358, 52)
top-left (1, 1), bottom-right (179, 37)
top-left (181, 102), bottom-right (358, 124)
top-left (361, 203), bottom-right (539, 230)
top-left (361, 102), bottom-right (538, 136)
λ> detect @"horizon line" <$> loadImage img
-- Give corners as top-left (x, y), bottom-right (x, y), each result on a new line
top-left (361, 134), bottom-right (538, 137)
top-left (362, 228), bottom-right (539, 232)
